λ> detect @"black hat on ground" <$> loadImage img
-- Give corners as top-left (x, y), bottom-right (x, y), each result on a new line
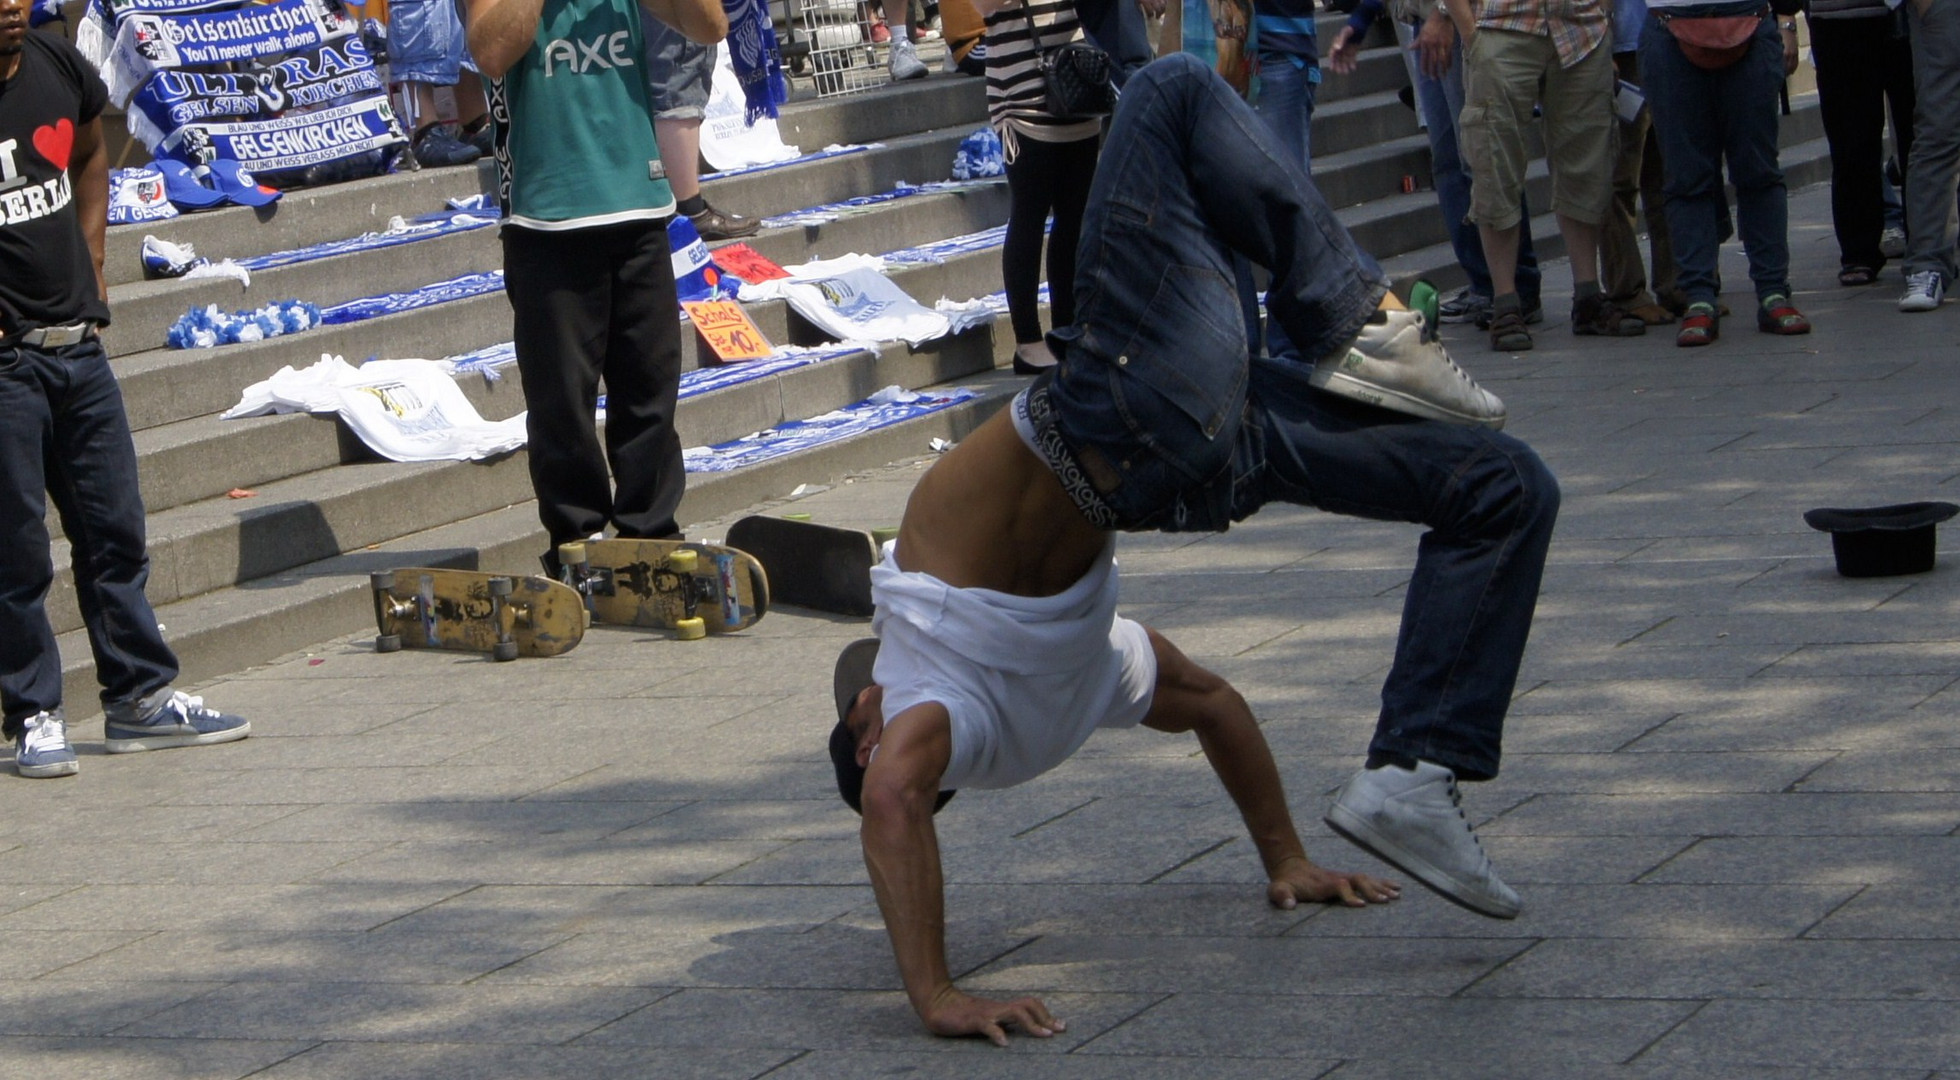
top-left (1803, 501), bottom-right (1959, 578)
top-left (830, 638), bottom-right (955, 815)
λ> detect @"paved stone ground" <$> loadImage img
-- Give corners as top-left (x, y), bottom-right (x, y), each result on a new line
top-left (6, 184), bottom-right (1959, 1078)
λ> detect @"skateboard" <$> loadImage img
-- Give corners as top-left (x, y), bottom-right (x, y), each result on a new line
top-left (369, 569), bottom-right (585, 660)
top-left (557, 537), bottom-right (769, 639)
top-left (725, 515), bottom-right (886, 618)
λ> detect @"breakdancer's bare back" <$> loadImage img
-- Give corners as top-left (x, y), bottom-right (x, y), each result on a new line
top-left (891, 408), bottom-right (1106, 594)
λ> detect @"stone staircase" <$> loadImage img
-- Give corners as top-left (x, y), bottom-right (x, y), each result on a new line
top-left (63, 23), bottom-right (1833, 713)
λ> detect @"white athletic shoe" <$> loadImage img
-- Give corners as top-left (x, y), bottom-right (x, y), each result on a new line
top-left (889, 39), bottom-right (928, 81)
top-left (1899, 271), bottom-right (1945, 313)
top-left (1310, 308), bottom-right (1507, 429)
top-left (1325, 761), bottom-right (1521, 919)
top-left (1880, 225), bottom-right (1907, 260)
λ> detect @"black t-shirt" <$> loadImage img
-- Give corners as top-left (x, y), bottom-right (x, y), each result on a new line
top-left (0, 30), bottom-right (110, 332)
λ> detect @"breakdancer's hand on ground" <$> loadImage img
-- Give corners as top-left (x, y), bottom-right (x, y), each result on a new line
top-left (1267, 855), bottom-right (1401, 910)
top-left (922, 985), bottom-right (1066, 1047)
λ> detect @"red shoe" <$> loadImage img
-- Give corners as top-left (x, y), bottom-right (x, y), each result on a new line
top-left (869, 18), bottom-right (890, 42)
top-left (1677, 301), bottom-right (1719, 347)
top-left (1756, 293), bottom-right (1812, 335)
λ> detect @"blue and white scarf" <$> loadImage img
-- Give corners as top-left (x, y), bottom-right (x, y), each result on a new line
top-left (158, 94), bottom-right (407, 171)
top-left (77, 0), bottom-right (246, 67)
top-left (106, 0), bottom-right (354, 105)
top-left (127, 37), bottom-right (384, 150)
top-left (721, 0), bottom-right (787, 123)
top-left (683, 386), bottom-right (977, 473)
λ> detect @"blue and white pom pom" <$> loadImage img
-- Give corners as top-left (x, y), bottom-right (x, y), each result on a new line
top-left (167, 300), bottom-right (323, 349)
top-left (951, 128), bottom-right (1005, 181)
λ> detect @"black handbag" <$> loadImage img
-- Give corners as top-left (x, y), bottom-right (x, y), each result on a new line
top-left (1020, 3), bottom-right (1116, 119)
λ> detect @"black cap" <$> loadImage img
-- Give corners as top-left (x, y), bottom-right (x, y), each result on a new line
top-left (829, 638), bottom-right (954, 814)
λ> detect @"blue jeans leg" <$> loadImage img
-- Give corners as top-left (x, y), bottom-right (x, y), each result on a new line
top-left (1645, 14), bottom-right (1791, 302)
top-left (1051, 55), bottom-right (1389, 531)
top-left (1254, 56), bottom-right (1318, 362)
top-left (1414, 44), bottom-right (1540, 305)
top-left (0, 339), bottom-right (178, 736)
top-left (1237, 363), bottom-right (1560, 780)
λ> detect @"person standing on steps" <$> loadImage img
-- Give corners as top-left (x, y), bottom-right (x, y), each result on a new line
top-left (642, 8), bottom-right (763, 240)
top-left (466, 0), bottom-right (727, 575)
top-left (829, 54), bottom-right (1558, 1045)
top-left (975, 0), bottom-right (1104, 376)
top-left (0, 0), bottom-right (249, 779)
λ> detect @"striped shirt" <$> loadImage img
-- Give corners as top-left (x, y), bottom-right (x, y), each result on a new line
top-left (1256, 0), bottom-right (1322, 76)
top-left (1473, 0), bottom-right (1611, 68)
top-left (984, 0), bottom-right (1103, 157)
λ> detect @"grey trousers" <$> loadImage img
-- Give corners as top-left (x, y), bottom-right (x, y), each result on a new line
top-left (1904, 0), bottom-right (1960, 283)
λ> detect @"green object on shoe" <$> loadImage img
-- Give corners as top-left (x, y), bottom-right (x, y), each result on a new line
top-left (1409, 280), bottom-right (1441, 342)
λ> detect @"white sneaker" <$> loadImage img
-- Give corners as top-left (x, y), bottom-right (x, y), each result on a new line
top-left (889, 39), bottom-right (927, 81)
top-left (1880, 226), bottom-right (1906, 260)
top-left (1899, 271), bottom-right (1945, 313)
top-left (1309, 308), bottom-right (1507, 429)
top-left (1325, 761), bottom-right (1521, 919)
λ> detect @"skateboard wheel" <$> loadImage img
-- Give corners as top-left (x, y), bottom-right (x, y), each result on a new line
top-left (492, 641), bottom-right (520, 662)
top-left (558, 541), bottom-right (587, 567)
top-left (375, 633), bottom-right (402, 653)
top-left (675, 616), bottom-right (707, 641)
top-left (370, 570), bottom-right (396, 591)
top-left (668, 548), bottom-right (699, 573)
top-left (488, 576), bottom-right (514, 598)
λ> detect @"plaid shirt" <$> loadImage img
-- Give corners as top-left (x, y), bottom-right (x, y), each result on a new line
top-left (1474, 0), bottom-right (1611, 67)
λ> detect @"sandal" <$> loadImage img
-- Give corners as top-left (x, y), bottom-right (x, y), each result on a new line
top-left (1677, 301), bottom-right (1719, 347)
top-left (1487, 309), bottom-right (1533, 352)
top-left (1838, 265), bottom-right (1879, 287)
top-left (1757, 293), bottom-right (1812, 335)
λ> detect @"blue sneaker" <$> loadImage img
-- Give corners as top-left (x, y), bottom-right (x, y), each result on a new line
top-left (104, 691), bottom-right (249, 754)
top-left (15, 711), bottom-right (78, 778)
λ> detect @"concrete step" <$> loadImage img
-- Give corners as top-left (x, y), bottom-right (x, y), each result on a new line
top-left (105, 162), bottom-right (495, 288)
top-left (105, 201), bottom-right (1017, 441)
top-left (47, 315), bottom-right (1009, 638)
top-left (102, 223), bottom-right (503, 362)
top-left (55, 368), bottom-right (1022, 719)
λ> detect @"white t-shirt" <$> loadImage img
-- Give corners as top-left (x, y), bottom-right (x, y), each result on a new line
top-left (869, 540), bottom-right (1157, 790)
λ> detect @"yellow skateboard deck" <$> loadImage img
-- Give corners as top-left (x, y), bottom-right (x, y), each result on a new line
top-left (558, 538), bottom-right (769, 639)
top-left (370, 569), bottom-right (585, 660)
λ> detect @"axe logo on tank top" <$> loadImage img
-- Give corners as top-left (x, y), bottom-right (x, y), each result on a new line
top-left (540, 30), bottom-right (633, 76)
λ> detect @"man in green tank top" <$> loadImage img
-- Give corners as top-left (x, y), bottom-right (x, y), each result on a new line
top-left (465, 0), bottom-right (727, 570)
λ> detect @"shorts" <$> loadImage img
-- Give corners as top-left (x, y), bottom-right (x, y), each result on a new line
top-left (644, 15), bottom-right (717, 119)
top-left (1459, 28), bottom-right (1615, 229)
top-left (389, 0), bottom-right (473, 85)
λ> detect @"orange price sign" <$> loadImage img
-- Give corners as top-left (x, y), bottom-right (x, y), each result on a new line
top-left (683, 300), bottom-right (773, 363)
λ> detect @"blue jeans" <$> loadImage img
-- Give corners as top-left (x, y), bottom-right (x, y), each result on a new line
top-left (1412, 34), bottom-right (1541, 305)
top-left (1075, 0), bottom-right (1154, 86)
top-left (0, 337), bottom-right (179, 737)
top-left (389, 0), bottom-right (473, 85)
top-left (1249, 54), bottom-right (1318, 363)
top-left (1045, 55), bottom-right (1560, 779)
top-left (1642, 6), bottom-right (1791, 303)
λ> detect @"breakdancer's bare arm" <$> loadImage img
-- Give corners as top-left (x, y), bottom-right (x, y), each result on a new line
top-left (1140, 629), bottom-right (1402, 909)
top-left (859, 702), bottom-right (1065, 1046)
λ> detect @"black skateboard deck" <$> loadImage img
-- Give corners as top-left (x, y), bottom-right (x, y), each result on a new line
top-left (725, 515), bottom-right (883, 617)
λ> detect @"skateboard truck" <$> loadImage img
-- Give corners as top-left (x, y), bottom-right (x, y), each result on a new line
top-left (559, 541), bottom-right (710, 640)
top-left (369, 570), bottom-right (523, 661)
